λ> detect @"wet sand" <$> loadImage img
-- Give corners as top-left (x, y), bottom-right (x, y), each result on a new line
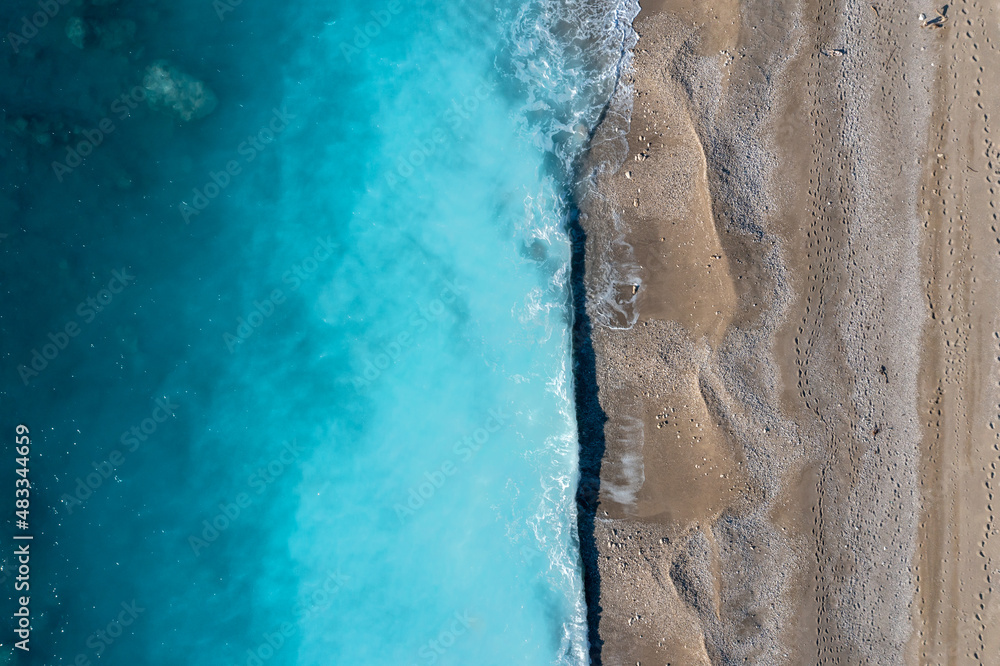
top-left (577, 0), bottom-right (1000, 663)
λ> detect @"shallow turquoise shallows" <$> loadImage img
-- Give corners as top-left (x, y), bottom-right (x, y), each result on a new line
top-left (2, 0), bottom-right (633, 663)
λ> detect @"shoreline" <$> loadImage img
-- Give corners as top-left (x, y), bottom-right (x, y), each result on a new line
top-left (576, 0), bottom-right (1000, 662)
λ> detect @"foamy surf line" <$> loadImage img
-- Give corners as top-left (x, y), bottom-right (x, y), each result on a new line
top-left (502, 0), bottom-right (640, 661)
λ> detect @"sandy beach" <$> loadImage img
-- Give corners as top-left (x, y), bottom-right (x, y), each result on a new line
top-left (576, 0), bottom-right (1000, 662)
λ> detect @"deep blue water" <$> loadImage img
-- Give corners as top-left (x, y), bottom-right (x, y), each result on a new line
top-left (0, 0), bottom-right (634, 663)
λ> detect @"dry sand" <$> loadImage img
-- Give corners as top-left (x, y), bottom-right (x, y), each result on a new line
top-left (576, 0), bottom-right (1000, 663)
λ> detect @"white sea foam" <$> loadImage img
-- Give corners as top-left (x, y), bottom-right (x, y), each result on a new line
top-left (501, 0), bottom-right (639, 662)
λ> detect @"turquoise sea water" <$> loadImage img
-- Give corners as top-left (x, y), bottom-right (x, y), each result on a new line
top-left (1, 0), bottom-right (634, 663)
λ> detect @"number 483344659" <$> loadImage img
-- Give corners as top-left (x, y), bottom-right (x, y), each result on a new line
top-left (15, 424), bottom-right (29, 523)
